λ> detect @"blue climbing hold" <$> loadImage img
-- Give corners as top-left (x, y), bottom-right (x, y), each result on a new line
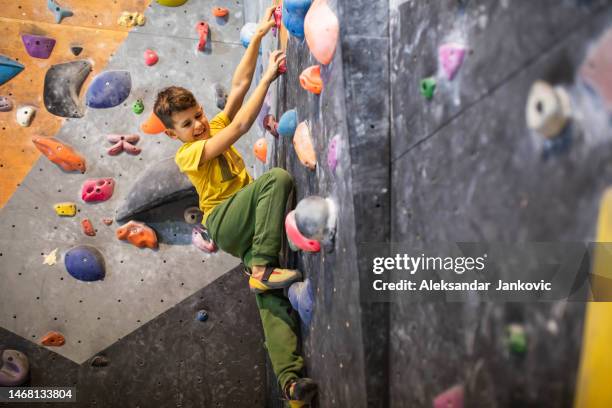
top-left (195, 310), bottom-right (209, 322)
top-left (278, 109), bottom-right (298, 138)
top-left (288, 279), bottom-right (314, 326)
top-left (47, 0), bottom-right (73, 24)
top-left (64, 245), bottom-right (106, 282)
top-left (240, 23), bottom-right (257, 48)
top-left (283, 0), bottom-right (312, 39)
top-left (0, 56), bottom-right (24, 86)
top-left (86, 71), bottom-right (132, 109)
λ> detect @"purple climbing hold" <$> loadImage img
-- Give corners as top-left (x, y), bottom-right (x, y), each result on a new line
top-left (21, 34), bottom-right (56, 59)
top-left (327, 134), bottom-right (340, 172)
top-left (86, 70), bottom-right (132, 109)
top-left (0, 96), bottom-right (12, 112)
top-left (64, 245), bottom-right (106, 282)
top-left (0, 349), bottom-right (30, 386)
top-left (0, 55), bottom-right (24, 86)
top-left (438, 43), bottom-right (466, 81)
top-left (288, 279), bottom-right (314, 326)
top-left (44, 60), bottom-right (92, 118)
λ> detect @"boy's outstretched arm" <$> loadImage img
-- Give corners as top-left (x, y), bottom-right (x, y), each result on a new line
top-left (201, 50), bottom-right (286, 163)
top-left (223, 5), bottom-right (277, 121)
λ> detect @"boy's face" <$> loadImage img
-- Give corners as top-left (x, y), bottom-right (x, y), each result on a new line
top-left (164, 104), bottom-right (210, 143)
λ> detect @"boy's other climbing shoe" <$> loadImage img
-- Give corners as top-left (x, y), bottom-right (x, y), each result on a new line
top-left (284, 377), bottom-right (317, 407)
top-left (249, 266), bottom-right (302, 293)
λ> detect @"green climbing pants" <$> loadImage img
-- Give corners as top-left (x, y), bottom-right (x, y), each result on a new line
top-left (206, 167), bottom-right (303, 391)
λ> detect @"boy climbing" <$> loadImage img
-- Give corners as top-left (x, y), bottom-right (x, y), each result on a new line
top-left (153, 6), bottom-right (317, 407)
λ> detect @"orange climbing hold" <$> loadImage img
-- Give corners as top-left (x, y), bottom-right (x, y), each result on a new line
top-left (140, 112), bottom-right (166, 134)
top-left (41, 331), bottom-right (65, 347)
top-left (116, 220), bottom-right (158, 249)
top-left (254, 138), bottom-right (267, 163)
top-left (299, 65), bottom-right (323, 95)
top-left (304, 0), bottom-right (339, 65)
top-left (32, 136), bottom-right (87, 173)
top-left (212, 7), bottom-right (229, 17)
top-left (293, 121), bottom-right (317, 170)
top-left (81, 219), bottom-right (95, 236)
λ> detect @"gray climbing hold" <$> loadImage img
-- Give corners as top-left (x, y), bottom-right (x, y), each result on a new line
top-left (294, 196), bottom-right (337, 246)
top-left (215, 84), bottom-right (228, 110)
top-left (0, 349), bottom-right (29, 386)
top-left (44, 60), bottom-right (92, 118)
top-left (0, 96), bottom-right (12, 112)
top-left (47, 0), bottom-right (73, 23)
top-left (90, 355), bottom-right (109, 367)
top-left (115, 157), bottom-right (195, 222)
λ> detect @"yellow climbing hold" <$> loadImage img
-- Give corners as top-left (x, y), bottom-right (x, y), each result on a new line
top-left (117, 11), bottom-right (146, 28)
top-left (54, 202), bottom-right (77, 216)
top-left (156, 0), bottom-right (188, 6)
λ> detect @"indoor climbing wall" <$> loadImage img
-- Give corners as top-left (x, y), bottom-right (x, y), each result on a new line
top-left (389, 0), bottom-right (612, 407)
top-left (0, 0), bottom-right (270, 406)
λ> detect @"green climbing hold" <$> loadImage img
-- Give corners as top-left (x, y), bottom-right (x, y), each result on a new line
top-left (132, 99), bottom-right (144, 115)
top-left (420, 77), bottom-right (436, 100)
top-left (506, 324), bottom-right (527, 355)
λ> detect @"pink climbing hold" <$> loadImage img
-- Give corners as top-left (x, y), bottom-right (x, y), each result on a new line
top-left (81, 178), bottom-right (115, 202)
top-left (192, 225), bottom-right (218, 253)
top-left (143, 49), bottom-right (158, 66)
top-left (285, 210), bottom-right (321, 253)
top-left (273, 5), bottom-right (282, 36)
top-left (327, 134), bottom-right (339, 172)
top-left (433, 385), bottom-right (464, 408)
top-left (438, 43), bottom-right (467, 81)
top-left (196, 21), bottom-right (209, 51)
top-left (263, 114), bottom-right (279, 137)
top-left (107, 134), bottom-right (141, 155)
top-left (304, 0), bottom-right (339, 65)
top-left (278, 59), bottom-right (287, 74)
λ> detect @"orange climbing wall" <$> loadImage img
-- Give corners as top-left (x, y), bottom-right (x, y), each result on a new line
top-left (0, 0), bottom-right (151, 208)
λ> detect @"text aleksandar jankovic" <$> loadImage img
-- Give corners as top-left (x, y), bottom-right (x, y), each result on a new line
top-left (371, 254), bottom-right (552, 292)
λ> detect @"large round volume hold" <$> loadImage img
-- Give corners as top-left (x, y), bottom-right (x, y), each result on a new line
top-left (64, 245), bottom-right (106, 282)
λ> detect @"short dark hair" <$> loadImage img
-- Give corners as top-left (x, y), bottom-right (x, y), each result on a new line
top-left (153, 86), bottom-right (197, 129)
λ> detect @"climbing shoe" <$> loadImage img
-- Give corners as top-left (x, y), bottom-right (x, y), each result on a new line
top-left (248, 266), bottom-right (302, 294)
top-left (284, 377), bottom-right (317, 407)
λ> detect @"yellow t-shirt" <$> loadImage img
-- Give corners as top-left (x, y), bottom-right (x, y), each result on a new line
top-left (174, 111), bottom-right (252, 224)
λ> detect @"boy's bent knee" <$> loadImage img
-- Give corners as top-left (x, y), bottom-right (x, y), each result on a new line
top-left (269, 168), bottom-right (294, 189)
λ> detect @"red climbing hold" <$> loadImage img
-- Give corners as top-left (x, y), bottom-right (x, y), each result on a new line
top-left (81, 218), bottom-right (95, 236)
top-left (81, 178), bottom-right (115, 202)
top-left (285, 211), bottom-right (321, 253)
top-left (32, 136), bottom-right (87, 173)
top-left (300, 65), bottom-right (323, 94)
top-left (274, 6), bottom-right (282, 30)
top-left (433, 385), bottom-right (464, 408)
top-left (107, 134), bottom-right (141, 155)
top-left (278, 59), bottom-right (287, 74)
top-left (144, 49), bottom-right (158, 66)
top-left (212, 7), bottom-right (229, 17)
top-left (41, 331), bottom-right (65, 347)
top-left (263, 114), bottom-right (279, 137)
top-left (116, 220), bottom-right (158, 249)
top-left (196, 21), bottom-right (209, 51)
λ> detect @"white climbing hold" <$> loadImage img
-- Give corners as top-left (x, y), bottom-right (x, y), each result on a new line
top-left (43, 248), bottom-right (58, 265)
top-left (16, 106), bottom-right (36, 127)
top-left (526, 80), bottom-right (571, 139)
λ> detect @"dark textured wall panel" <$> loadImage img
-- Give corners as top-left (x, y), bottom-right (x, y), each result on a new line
top-left (389, 1), bottom-right (612, 407)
